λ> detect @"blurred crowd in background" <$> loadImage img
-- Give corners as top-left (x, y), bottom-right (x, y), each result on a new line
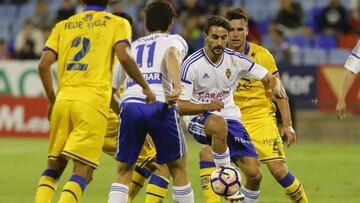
top-left (0, 0), bottom-right (359, 67)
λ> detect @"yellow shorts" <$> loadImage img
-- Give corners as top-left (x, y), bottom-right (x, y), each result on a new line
top-left (103, 111), bottom-right (157, 166)
top-left (48, 100), bottom-right (107, 168)
top-left (242, 116), bottom-right (285, 163)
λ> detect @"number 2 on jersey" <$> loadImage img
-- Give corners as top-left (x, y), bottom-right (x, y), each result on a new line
top-left (136, 41), bottom-right (156, 68)
top-left (67, 37), bottom-right (91, 71)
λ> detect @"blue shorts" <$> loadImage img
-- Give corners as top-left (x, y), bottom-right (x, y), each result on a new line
top-left (187, 113), bottom-right (258, 159)
top-left (116, 99), bottom-right (187, 165)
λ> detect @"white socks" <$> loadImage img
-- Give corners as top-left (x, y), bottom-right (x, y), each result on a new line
top-left (172, 183), bottom-right (194, 203)
top-left (212, 147), bottom-right (231, 167)
top-left (108, 183), bottom-right (129, 203)
top-left (240, 186), bottom-right (260, 203)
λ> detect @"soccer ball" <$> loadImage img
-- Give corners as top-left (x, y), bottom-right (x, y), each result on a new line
top-left (210, 166), bottom-right (241, 196)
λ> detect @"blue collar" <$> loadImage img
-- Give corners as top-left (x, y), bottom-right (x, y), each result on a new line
top-left (84, 5), bottom-right (106, 11)
top-left (244, 41), bottom-right (250, 56)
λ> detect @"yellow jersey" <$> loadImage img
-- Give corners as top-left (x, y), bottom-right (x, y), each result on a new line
top-left (234, 42), bottom-right (278, 120)
top-left (45, 6), bottom-right (132, 115)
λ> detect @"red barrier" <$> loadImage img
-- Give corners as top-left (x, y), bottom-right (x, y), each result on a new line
top-left (0, 97), bottom-right (49, 137)
top-left (318, 65), bottom-right (360, 112)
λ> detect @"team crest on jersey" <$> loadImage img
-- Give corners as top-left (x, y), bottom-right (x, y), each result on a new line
top-left (226, 68), bottom-right (231, 79)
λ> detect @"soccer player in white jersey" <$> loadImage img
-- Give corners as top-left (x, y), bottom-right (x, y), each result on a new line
top-left (107, 2), bottom-right (194, 203)
top-left (178, 16), bottom-right (287, 202)
top-left (336, 39), bottom-right (360, 119)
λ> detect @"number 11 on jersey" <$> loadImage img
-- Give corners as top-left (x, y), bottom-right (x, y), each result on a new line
top-left (136, 41), bottom-right (156, 68)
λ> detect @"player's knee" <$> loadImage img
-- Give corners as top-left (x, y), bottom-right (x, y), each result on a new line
top-left (244, 168), bottom-right (262, 186)
top-left (167, 157), bottom-right (187, 177)
top-left (117, 163), bottom-right (133, 175)
top-left (267, 161), bottom-right (289, 180)
top-left (199, 145), bottom-right (213, 161)
top-left (204, 115), bottom-right (227, 137)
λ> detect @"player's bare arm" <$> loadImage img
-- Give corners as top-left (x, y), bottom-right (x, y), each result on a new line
top-left (38, 50), bottom-right (57, 120)
top-left (336, 69), bottom-right (357, 119)
top-left (115, 42), bottom-right (156, 104)
top-left (178, 99), bottom-right (224, 115)
top-left (273, 73), bottom-right (297, 147)
top-left (261, 73), bottom-right (287, 100)
top-left (165, 46), bottom-right (182, 105)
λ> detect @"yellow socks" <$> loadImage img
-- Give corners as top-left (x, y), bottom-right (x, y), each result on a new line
top-left (58, 175), bottom-right (87, 203)
top-left (145, 174), bottom-right (169, 203)
top-left (128, 166), bottom-right (152, 202)
top-left (35, 169), bottom-right (59, 203)
top-left (278, 172), bottom-right (308, 203)
top-left (199, 161), bottom-right (220, 203)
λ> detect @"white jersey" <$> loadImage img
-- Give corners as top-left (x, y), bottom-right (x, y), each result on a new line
top-left (180, 48), bottom-right (268, 120)
top-left (113, 33), bottom-right (188, 103)
top-left (344, 39), bottom-right (360, 74)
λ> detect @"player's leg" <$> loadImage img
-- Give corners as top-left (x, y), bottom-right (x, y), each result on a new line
top-left (131, 135), bottom-right (169, 203)
top-left (245, 116), bottom-right (308, 202)
top-left (145, 163), bottom-right (171, 203)
top-left (234, 157), bottom-right (262, 203)
top-left (150, 104), bottom-right (194, 203)
top-left (35, 157), bottom-right (68, 203)
top-left (56, 101), bottom-right (107, 203)
top-left (108, 102), bottom-right (148, 203)
top-left (198, 145), bottom-right (220, 203)
top-left (266, 161), bottom-right (308, 203)
top-left (188, 113), bottom-right (231, 167)
top-left (58, 161), bottom-right (94, 203)
top-left (35, 101), bottom-right (71, 203)
top-left (188, 113), bottom-right (231, 202)
top-left (228, 120), bottom-right (262, 203)
top-left (204, 115), bottom-right (231, 166)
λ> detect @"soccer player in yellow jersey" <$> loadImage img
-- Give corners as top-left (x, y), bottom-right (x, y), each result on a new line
top-left (34, 1), bottom-right (155, 203)
top-left (198, 8), bottom-right (308, 203)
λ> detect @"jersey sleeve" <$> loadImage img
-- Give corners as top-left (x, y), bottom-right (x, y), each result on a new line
top-left (114, 19), bottom-right (132, 46)
top-left (170, 34), bottom-right (188, 60)
top-left (262, 49), bottom-right (278, 74)
top-left (248, 63), bottom-right (269, 80)
top-left (112, 63), bottom-right (126, 89)
top-left (344, 40), bottom-right (360, 74)
top-left (44, 22), bottom-right (62, 56)
top-left (179, 62), bottom-right (195, 101)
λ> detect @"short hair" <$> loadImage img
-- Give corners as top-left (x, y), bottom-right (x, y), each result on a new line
top-left (145, 0), bottom-right (176, 32)
top-left (226, 8), bottom-right (248, 23)
top-left (204, 15), bottom-right (231, 34)
top-left (82, 0), bottom-right (109, 8)
top-left (113, 12), bottom-right (133, 26)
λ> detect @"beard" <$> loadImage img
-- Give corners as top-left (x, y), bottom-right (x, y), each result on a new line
top-left (211, 46), bottom-right (225, 55)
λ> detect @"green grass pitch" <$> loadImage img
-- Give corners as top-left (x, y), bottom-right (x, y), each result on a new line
top-left (1, 137), bottom-right (359, 202)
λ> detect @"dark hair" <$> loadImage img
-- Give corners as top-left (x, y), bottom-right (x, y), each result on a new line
top-left (113, 12), bottom-right (133, 26)
top-left (226, 8), bottom-right (248, 23)
top-left (145, 0), bottom-right (176, 32)
top-left (204, 15), bottom-right (231, 34)
top-left (82, 0), bottom-right (109, 8)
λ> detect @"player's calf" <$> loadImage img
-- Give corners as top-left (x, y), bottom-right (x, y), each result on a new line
top-left (167, 156), bottom-right (194, 203)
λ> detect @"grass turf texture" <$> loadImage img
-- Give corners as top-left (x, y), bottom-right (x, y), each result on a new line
top-left (0, 137), bottom-right (359, 202)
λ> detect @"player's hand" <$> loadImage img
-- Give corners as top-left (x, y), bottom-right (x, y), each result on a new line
top-left (47, 102), bottom-right (54, 121)
top-left (281, 125), bottom-right (296, 147)
top-left (142, 86), bottom-right (156, 104)
top-left (166, 86), bottom-right (181, 106)
top-left (205, 100), bottom-right (224, 112)
top-left (336, 99), bottom-right (346, 119)
top-left (224, 190), bottom-right (245, 202)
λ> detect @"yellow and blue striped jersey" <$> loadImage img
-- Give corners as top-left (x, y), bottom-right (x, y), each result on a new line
top-left (234, 42), bottom-right (278, 120)
top-left (45, 5), bottom-right (131, 115)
